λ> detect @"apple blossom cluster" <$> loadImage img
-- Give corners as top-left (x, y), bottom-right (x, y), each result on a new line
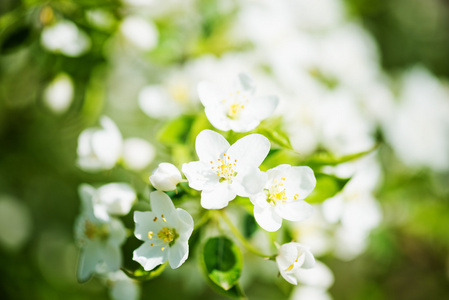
top-left (73, 73), bottom-right (325, 299)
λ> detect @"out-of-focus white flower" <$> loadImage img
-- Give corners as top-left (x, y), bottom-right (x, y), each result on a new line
top-left (294, 260), bottom-right (334, 289)
top-left (108, 271), bottom-right (141, 300)
top-left (120, 16), bottom-right (158, 51)
top-left (383, 66), bottom-right (449, 171)
top-left (182, 130), bottom-right (270, 209)
top-left (93, 183), bottom-right (136, 221)
top-left (250, 165), bottom-right (315, 232)
top-left (290, 286), bottom-right (333, 300)
top-left (198, 73), bottom-right (279, 132)
top-left (319, 88), bottom-right (376, 156)
top-left (133, 191), bottom-right (194, 270)
top-left (86, 9), bottom-right (116, 30)
top-left (41, 20), bottom-right (91, 57)
top-left (0, 195), bottom-right (32, 252)
top-left (122, 138), bottom-right (156, 171)
top-left (77, 116), bottom-right (123, 172)
top-left (149, 163), bottom-right (183, 191)
top-left (321, 155), bottom-right (383, 260)
top-left (74, 184), bottom-right (127, 282)
top-left (276, 242), bottom-right (315, 285)
top-left (138, 84), bottom-right (186, 119)
top-left (43, 73), bottom-right (74, 114)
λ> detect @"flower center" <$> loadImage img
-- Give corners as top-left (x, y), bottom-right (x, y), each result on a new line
top-left (210, 153), bottom-right (238, 183)
top-left (221, 90), bottom-right (250, 119)
top-left (148, 214), bottom-right (179, 249)
top-left (265, 178), bottom-right (299, 206)
top-left (84, 220), bottom-right (109, 241)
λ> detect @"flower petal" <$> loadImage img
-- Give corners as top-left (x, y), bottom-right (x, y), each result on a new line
top-left (150, 191), bottom-right (175, 215)
top-left (172, 208), bottom-right (194, 237)
top-left (198, 81), bottom-right (227, 107)
top-left (195, 130), bottom-right (230, 162)
top-left (182, 161), bottom-right (218, 191)
top-left (247, 95), bottom-right (279, 121)
top-left (133, 242), bottom-right (167, 271)
top-left (201, 182), bottom-right (236, 209)
top-left (234, 73), bottom-right (256, 94)
top-left (168, 240), bottom-right (189, 269)
top-left (287, 166), bottom-right (316, 199)
top-left (204, 106), bottom-right (232, 132)
top-left (77, 242), bottom-right (100, 282)
top-left (227, 134), bottom-right (270, 170)
top-left (232, 167), bottom-right (267, 196)
top-left (276, 200), bottom-right (313, 222)
top-left (254, 205), bottom-right (282, 232)
top-left (133, 211), bottom-right (159, 241)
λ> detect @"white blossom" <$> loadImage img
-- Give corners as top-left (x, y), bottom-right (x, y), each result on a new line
top-left (93, 183), bottom-right (136, 221)
top-left (122, 138), bottom-right (156, 171)
top-left (198, 73), bottom-right (279, 132)
top-left (182, 130), bottom-right (270, 209)
top-left (250, 165), bottom-right (316, 232)
top-left (41, 20), bottom-right (91, 57)
top-left (133, 191), bottom-right (194, 270)
top-left (149, 163), bottom-right (183, 191)
top-left (74, 184), bottom-right (127, 282)
top-left (77, 116), bottom-right (123, 172)
top-left (276, 242), bottom-right (315, 285)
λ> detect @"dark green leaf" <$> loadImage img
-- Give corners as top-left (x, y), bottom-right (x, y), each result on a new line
top-left (201, 236), bottom-right (243, 291)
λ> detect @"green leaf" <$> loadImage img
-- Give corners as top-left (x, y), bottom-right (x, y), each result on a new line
top-left (201, 236), bottom-right (243, 291)
top-left (120, 262), bottom-right (167, 281)
top-left (305, 145), bottom-right (379, 167)
top-left (257, 127), bottom-right (293, 150)
top-left (243, 213), bottom-right (258, 239)
top-left (306, 173), bottom-right (351, 204)
top-left (157, 115), bottom-right (194, 145)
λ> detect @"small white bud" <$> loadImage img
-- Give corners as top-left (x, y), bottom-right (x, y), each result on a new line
top-left (149, 163), bottom-right (182, 191)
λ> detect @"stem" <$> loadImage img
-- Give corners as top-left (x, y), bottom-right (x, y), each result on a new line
top-left (193, 211), bottom-right (211, 232)
top-left (219, 210), bottom-right (273, 259)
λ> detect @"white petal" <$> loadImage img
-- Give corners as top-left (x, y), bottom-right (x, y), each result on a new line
top-left (254, 205), bottom-right (282, 232)
top-left (204, 106), bottom-right (232, 131)
top-left (249, 192), bottom-right (270, 209)
top-left (277, 243), bottom-right (299, 270)
top-left (247, 95), bottom-right (279, 121)
top-left (77, 242), bottom-right (100, 282)
top-left (232, 167), bottom-right (267, 196)
top-left (96, 183), bottom-right (136, 216)
top-left (101, 243), bottom-right (122, 274)
top-left (201, 182), bottom-right (236, 209)
top-left (134, 211), bottom-right (159, 241)
top-left (276, 201), bottom-right (313, 222)
top-left (150, 191), bottom-right (175, 215)
top-left (195, 130), bottom-right (230, 162)
top-left (234, 73), bottom-right (256, 94)
top-left (172, 208), bottom-right (194, 237)
top-left (280, 271), bottom-right (298, 285)
top-left (228, 116), bottom-right (260, 133)
top-left (287, 166), bottom-right (317, 199)
top-left (133, 242), bottom-right (167, 271)
top-left (197, 81), bottom-right (227, 107)
top-left (150, 163), bottom-right (182, 191)
top-left (227, 134), bottom-right (270, 170)
top-left (108, 218), bottom-right (127, 246)
top-left (182, 161), bottom-right (218, 191)
top-left (168, 240), bottom-right (189, 269)
top-left (78, 184), bottom-right (96, 214)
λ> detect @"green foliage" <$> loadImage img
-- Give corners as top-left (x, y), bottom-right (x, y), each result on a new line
top-left (121, 262), bottom-right (167, 281)
top-left (307, 173), bottom-right (351, 204)
top-left (201, 236), bottom-right (243, 293)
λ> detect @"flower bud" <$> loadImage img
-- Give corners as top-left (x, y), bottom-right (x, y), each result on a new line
top-left (276, 242), bottom-right (315, 285)
top-left (149, 163), bottom-right (182, 191)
